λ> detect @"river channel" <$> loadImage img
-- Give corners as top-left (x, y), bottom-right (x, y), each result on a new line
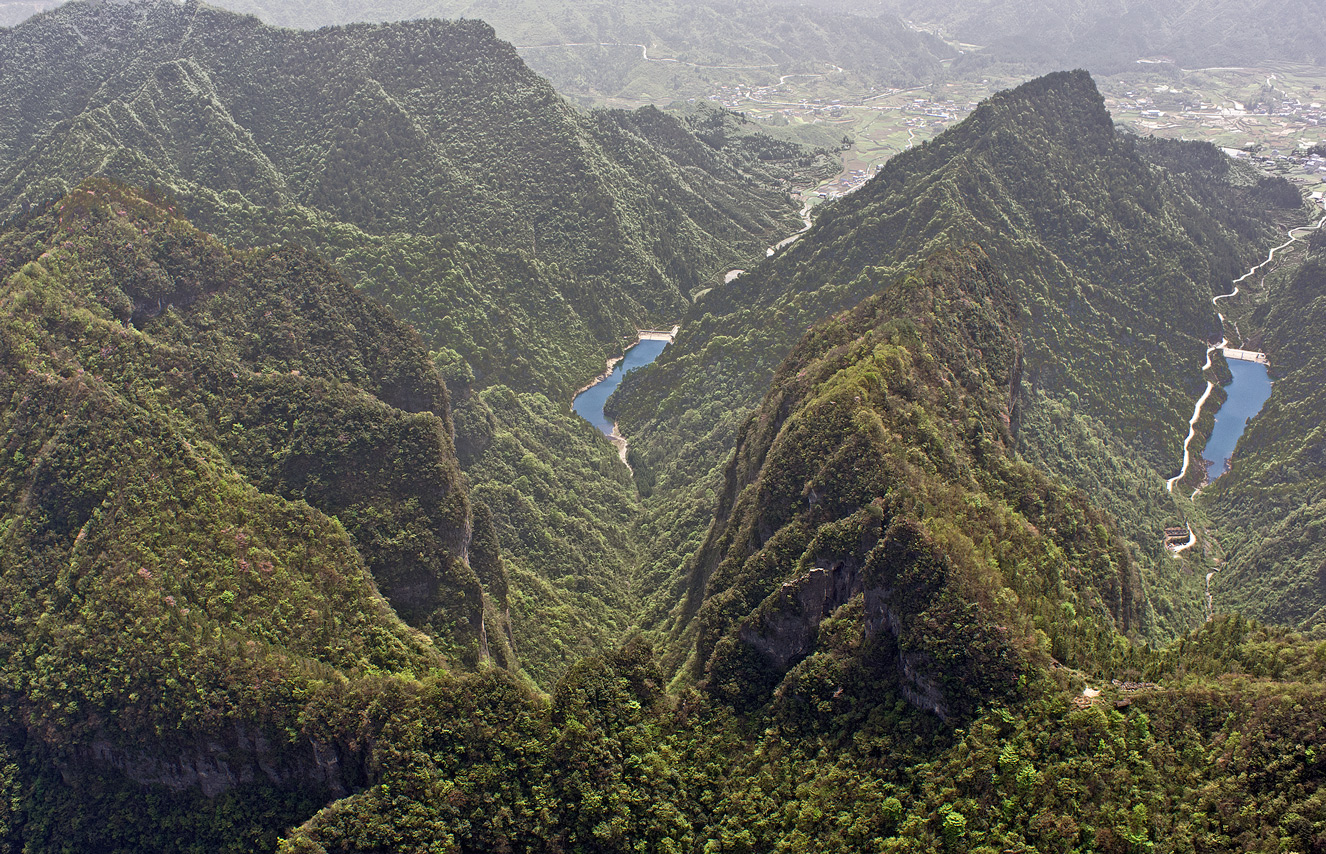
top-left (1201, 360), bottom-right (1272, 480)
top-left (572, 338), bottom-right (669, 435)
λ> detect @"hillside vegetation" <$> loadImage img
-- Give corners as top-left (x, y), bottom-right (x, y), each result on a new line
top-left (1208, 231), bottom-right (1326, 628)
top-left (0, 0), bottom-right (826, 686)
top-left (616, 71), bottom-right (1302, 656)
top-left (0, 180), bottom-right (482, 849)
top-left (7, 203), bottom-right (1326, 847)
top-left (681, 246), bottom-right (1141, 717)
top-left (275, 251), bottom-right (1326, 854)
top-left (3, 4), bottom-right (1326, 843)
top-left (0, 0), bottom-right (804, 396)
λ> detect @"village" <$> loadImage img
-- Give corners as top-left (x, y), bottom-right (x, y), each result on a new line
top-left (682, 60), bottom-right (1326, 205)
top-left (705, 77), bottom-right (984, 200)
top-left (1101, 68), bottom-right (1326, 194)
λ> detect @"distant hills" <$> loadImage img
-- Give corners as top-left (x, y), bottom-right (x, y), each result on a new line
top-left (8, 0), bottom-right (1324, 92)
top-left (180, 0), bottom-right (954, 104)
top-left (804, 0), bottom-right (1326, 72)
top-left (0, 0), bottom-right (56, 27)
top-left (2, 0), bottom-right (954, 105)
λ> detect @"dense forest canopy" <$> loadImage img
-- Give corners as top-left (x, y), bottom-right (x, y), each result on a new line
top-left (2, 0), bottom-right (1326, 851)
top-left (614, 71), bottom-right (1306, 666)
top-left (0, 0), bottom-right (827, 695)
top-left (0, 0), bottom-right (810, 396)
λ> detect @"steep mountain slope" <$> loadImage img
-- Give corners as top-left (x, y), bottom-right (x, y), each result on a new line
top-left (183, 0), bottom-right (952, 105)
top-left (0, 0), bottom-right (818, 686)
top-left (0, 0), bottom-right (801, 395)
top-left (272, 255), bottom-right (1326, 854)
top-left (684, 246), bottom-right (1140, 717)
top-left (0, 0), bottom-right (55, 26)
top-left (615, 71), bottom-right (1301, 650)
top-left (2, 16), bottom-right (1326, 854)
top-left (0, 181), bottom-right (498, 661)
top-left (274, 628), bottom-right (1326, 852)
top-left (0, 181), bottom-right (508, 847)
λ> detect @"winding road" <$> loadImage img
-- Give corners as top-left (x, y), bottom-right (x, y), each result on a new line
top-left (1166, 207), bottom-right (1326, 611)
top-left (1165, 210), bottom-right (1326, 495)
top-left (766, 203), bottom-right (814, 256)
top-left (1170, 524), bottom-right (1196, 554)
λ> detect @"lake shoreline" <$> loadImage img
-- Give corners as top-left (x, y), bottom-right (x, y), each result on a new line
top-left (1201, 359), bottom-right (1273, 481)
top-left (572, 325), bottom-right (680, 399)
top-left (1167, 209), bottom-right (1326, 498)
top-left (571, 326), bottom-right (679, 469)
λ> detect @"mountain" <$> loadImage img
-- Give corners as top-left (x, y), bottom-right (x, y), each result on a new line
top-left (0, 180), bottom-right (504, 848)
top-left (0, 0), bottom-right (822, 687)
top-left (177, 0), bottom-right (953, 105)
top-left (683, 245), bottom-right (1141, 717)
top-left (3, 19), bottom-right (1326, 846)
top-left (274, 251), bottom-right (1326, 854)
top-left (613, 71), bottom-right (1303, 662)
top-left (9, 193), bottom-right (1326, 849)
top-left (0, 0), bottom-right (804, 397)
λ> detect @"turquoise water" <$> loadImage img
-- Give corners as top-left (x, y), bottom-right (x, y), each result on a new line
top-left (1202, 359), bottom-right (1273, 480)
top-left (572, 339), bottom-right (668, 436)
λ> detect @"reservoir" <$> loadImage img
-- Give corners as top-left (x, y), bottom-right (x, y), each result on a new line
top-left (573, 338), bottom-right (669, 436)
top-left (1202, 359), bottom-right (1273, 480)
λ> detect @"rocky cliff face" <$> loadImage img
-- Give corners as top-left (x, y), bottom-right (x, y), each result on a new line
top-left (64, 727), bottom-right (357, 800)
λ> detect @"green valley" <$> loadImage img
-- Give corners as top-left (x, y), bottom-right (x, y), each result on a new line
top-left (0, 0), bottom-right (826, 687)
top-left (3, 0), bottom-right (1326, 851)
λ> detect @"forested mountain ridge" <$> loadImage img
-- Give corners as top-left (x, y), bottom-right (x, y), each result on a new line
top-left (8, 193), bottom-right (1326, 848)
top-left (274, 251), bottom-right (1326, 854)
top-left (0, 0), bottom-right (805, 396)
top-left (614, 70), bottom-right (1304, 654)
top-left (682, 246), bottom-right (1141, 718)
top-left (0, 27), bottom-right (1325, 843)
top-left (0, 180), bottom-right (506, 847)
top-left (0, 0), bottom-right (822, 689)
